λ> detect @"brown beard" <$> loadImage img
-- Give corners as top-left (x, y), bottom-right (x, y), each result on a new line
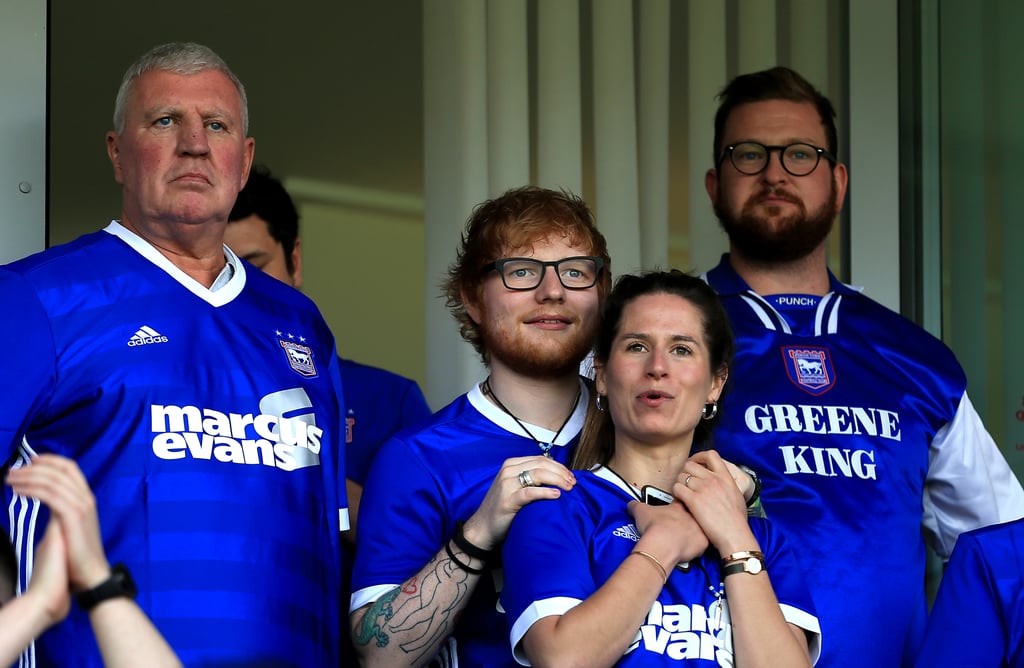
top-left (478, 314), bottom-right (595, 379)
top-left (715, 178), bottom-right (838, 263)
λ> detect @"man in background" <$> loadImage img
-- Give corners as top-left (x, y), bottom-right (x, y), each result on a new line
top-left (225, 165), bottom-right (432, 527)
top-left (225, 165), bottom-right (432, 662)
top-left (701, 65), bottom-right (1024, 667)
top-left (0, 42), bottom-right (346, 666)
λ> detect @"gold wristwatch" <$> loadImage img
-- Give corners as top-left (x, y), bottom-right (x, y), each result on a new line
top-left (721, 550), bottom-right (765, 577)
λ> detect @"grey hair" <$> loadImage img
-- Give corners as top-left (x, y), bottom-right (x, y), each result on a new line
top-left (112, 42), bottom-right (249, 135)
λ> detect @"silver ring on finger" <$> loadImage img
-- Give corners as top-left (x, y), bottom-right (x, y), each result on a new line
top-left (684, 474), bottom-right (693, 488)
top-left (518, 469), bottom-right (535, 488)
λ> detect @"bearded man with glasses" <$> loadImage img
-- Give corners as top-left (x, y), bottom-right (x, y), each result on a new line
top-left (701, 66), bottom-right (1024, 668)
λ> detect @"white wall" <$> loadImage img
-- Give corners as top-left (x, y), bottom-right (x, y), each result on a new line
top-left (0, 0), bottom-right (46, 263)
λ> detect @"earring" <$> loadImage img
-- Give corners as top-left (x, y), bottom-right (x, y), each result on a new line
top-left (701, 401), bottom-right (718, 420)
top-left (596, 394), bottom-right (607, 412)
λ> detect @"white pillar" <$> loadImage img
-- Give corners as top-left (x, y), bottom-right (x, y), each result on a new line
top-left (787, 0), bottom-right (829, 89)
top-left (687, 1), bottom-right (728, 274)
top-left (637, 0), bottom-right (671, 270)
top-left (0, 0), bottom-right (46, 263)
top-left (736, 0), bottom-right (777, 73)
top-left (848, 0), bottom-right (901, 311)
top-left (486, 0), bottom-right (530, 192)
top-left (423, 0), bottom-right (490, 407)
top-left (591, 0), bottom-right (642, 275)
top-left (537, 0), bottom-right (583, 194)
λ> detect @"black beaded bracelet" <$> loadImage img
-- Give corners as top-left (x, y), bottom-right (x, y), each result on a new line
top-left (452, 521), bottom-right (494, 561)
top-left (445, 539), bottom-right (484, 574)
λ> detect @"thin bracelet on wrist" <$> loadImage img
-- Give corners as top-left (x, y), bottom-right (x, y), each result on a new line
top-left (631, 550), bottom-right (669, 585)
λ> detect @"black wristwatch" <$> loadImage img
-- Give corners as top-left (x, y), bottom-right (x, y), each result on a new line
top-left (75, 563), bottom-right (137, 611)
top-left (737, 465), bottom-right (762, 507)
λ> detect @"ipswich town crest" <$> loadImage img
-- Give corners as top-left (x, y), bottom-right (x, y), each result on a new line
top-left (280, 339), bottom-right (318, 378)
top-left (781, 346), bottom-right (835, 395)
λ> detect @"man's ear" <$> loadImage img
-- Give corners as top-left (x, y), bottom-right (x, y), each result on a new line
top-left (239, 137), bottom-right (256, 191)
top-left (461, 287), bottom-right (482, 324)
top-left (704, 168), bottom-right (719, 209)
top-left (290, 237), bottom-right (304, 289)
top-left (106, 132), bottom-right (125, 185)
top-left (832, 162), bottom-right (849, 216)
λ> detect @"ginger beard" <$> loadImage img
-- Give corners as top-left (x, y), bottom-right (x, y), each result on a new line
top-left (715, 176), bottom-right (838, 263)
top-left (477, 305), bottom-right (597, 379)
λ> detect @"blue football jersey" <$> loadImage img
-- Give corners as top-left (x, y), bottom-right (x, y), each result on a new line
top-left (703, 254), bottom-right (1024, 668)
top-left (350, 381), bottom-right (589, 668)
top-left (0, 222), bottom-right (346, 667)
top-left (337, 357), bottom-right (431, 665)
top-left (916, 517), bottom-right (1024, 667)
top-left (339, 357), bottom-right (431, 486)
top-left (501, 467), bottom-right (821, 667)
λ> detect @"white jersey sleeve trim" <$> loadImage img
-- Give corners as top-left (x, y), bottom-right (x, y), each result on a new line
top-left (509, 596), bottom-right (582, 666)
top-left (103, 221), bottom-right (247, 306)
top-left (780, 603), bottom-right (823, 665)
top-left (349, 583), bottom-right (400, 614)
top-left (923, 391), bottom-right (1024, 559)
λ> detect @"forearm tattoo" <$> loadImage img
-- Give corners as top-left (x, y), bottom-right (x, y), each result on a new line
top-left (354, 545), bottom-right (478, 666)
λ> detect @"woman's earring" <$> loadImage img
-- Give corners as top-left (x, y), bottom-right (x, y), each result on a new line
top-left (596, 394), bottom-right (607, 412)
top-left (701, 401), bottom-right (718, 420)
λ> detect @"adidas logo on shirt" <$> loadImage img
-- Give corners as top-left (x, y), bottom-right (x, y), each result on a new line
top-left (128, 325), bottom-right (169, 347)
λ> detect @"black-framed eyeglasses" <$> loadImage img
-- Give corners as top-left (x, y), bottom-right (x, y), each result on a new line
top-left (718, 141), bottom-right (837, 177)
top-left (482, 256), bottom-right (604, 291)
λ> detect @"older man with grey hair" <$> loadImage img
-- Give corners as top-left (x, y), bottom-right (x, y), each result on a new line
top-left (0, 42), bottom-right (346, 666)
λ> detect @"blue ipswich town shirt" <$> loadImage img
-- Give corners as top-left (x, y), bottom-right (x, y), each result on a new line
top-left (339, 357), bottom-right (431, 488)
top-left (501, 466), bottom-right (821, 667)
top-left (703, 254), bottom-right (1024, 668)
top-left (350, 381), bottom-right (589, 668)
top-left (337, 357), bottom-right (431, 664)
top-left (0, 222), bottom-right (346, 667)
top-left (916, 517), bottom-right (1024, 667)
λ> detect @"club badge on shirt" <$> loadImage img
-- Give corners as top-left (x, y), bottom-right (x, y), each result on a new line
top-left (280, 339), bottom-right (318, 378)
top-left (782, 346), bottom-right (835, 395)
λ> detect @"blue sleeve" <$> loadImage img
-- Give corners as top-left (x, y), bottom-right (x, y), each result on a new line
top-left (0, 268), bottom-right (55, 462)
top-left (397, 379), bottom-right (432, 429)
top-left (350, 434), bottom-right (448, 604)
top-left (340, 363), bottom-right (433, 486)
top-left (915, 531), bottom-right (1006, 667)
top-left (501, 492), bottom-right (592, 630)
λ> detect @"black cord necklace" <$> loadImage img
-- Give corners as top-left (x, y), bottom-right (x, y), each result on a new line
top-left (482, 377), bottom-right (581, 458)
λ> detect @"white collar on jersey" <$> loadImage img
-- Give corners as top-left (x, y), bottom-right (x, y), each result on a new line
top-left (104, 220), bottom-right (247, 307)
top-left (739, 290), bottom-right (844, 336)
top-left (466, 377), bottom-right (590, 449)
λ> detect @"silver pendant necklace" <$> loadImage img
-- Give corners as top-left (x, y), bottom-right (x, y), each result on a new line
top-left (482, 377), bottom-right (581, 458)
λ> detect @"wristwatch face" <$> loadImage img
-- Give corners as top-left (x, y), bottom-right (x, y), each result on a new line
top-left (745, 557), bottom-right (763, 574)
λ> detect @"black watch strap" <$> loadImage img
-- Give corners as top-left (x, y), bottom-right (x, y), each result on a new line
top-left (76, 563), bottom-right (137, 611)
top-left (738, 465), bottom-right (762, 507)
